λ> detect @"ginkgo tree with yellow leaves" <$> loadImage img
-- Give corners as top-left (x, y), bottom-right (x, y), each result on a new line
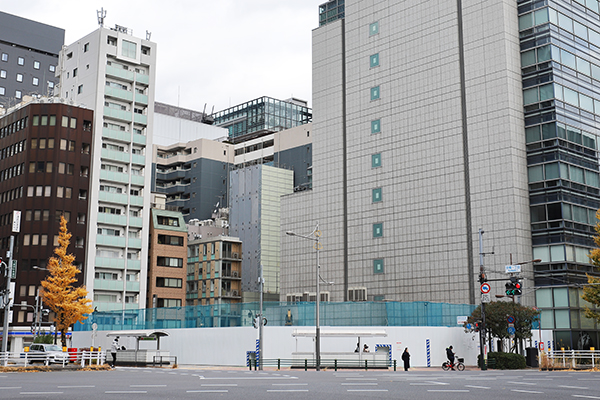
top-left (41, 216), bottom-right (93, 348)
top-left (582, 210), bottom-right (600, 324)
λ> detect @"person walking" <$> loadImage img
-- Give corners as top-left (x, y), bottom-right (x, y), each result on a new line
top-left (401, 347), bottom-right (410, 371)
top-left (110, 336), bottom-right (119, 368)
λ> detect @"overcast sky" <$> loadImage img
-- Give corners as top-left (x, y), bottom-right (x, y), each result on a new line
top-left (2, 1), bottom-right (324, 113)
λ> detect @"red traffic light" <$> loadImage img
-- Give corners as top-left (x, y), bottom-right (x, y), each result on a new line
top-left (515, 282), bottom-right (521, 289)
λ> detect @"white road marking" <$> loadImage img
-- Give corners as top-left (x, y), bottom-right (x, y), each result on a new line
top-left (345, 378), bottom-right (377, 381)
top-left (573, 396), bottom-right (600, 400)
top-left (560, 385), bottom-right (589, 390)
top-left (20, 392), bottom-right (64, 395)
top-left (130, 385), bottom-right (167, 387)
top-left (57, 386), bottom-right (96, 388)
top-left (465, 385), bottom-right (490, 389)
top-left (187, 390), bottom-right (228, 393)
top-left (524, 378), bottom-right (553, 381)
top-left (512, 389), bottom-right (544, 394)
top-left (0, 387), bottom-right (21, 389)
top-left (346, 389), bottom-right (388, 392)
top-left (201, 384), bottom-right (238, 387)
top-left (272, 383), bottom-right (308, 386)
top-left (427, 390), bottom-right (470, 393)
top-left (341, 383), bottom-right (378, 386)
top-left (201, 377), bottom-right (298, 380)
top-left (105, 391), bottom-right (147, 394)
top-left (267, 390), bottom-right (309, 392)
top-left (508, 381), bottom-right (538, 386)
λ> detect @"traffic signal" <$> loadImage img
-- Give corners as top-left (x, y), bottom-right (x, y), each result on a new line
top-left (513, 281), bottom-right (522, 296)
top-left (505, 281), bottom-right (515, 295)
top-left (505, 277), bottom-right (523, 295)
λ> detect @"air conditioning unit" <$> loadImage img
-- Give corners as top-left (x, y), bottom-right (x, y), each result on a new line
top-left (232, 252), bottom-right (239, 259)
top-left (232, 271), bottom-right (238, 277)
top-left (232, 290), bottom-right (239, 296)
top-left (348, 287), bottom-right (367, 302)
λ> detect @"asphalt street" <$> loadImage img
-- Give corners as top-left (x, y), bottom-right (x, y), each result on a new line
top-left (0, 367), bottom-right (599, 399)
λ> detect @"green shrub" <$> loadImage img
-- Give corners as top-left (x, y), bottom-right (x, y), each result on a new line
top-left (33, 334), bottom-right (55, 344)
top-left (483, 352), bottom-right (527, 369)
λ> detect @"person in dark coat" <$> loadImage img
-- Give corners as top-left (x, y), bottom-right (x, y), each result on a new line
top-left (401, 347), bottom-right (410, 371)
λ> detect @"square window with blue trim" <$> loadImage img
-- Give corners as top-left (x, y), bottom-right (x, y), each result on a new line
top-left (373, 259), bottom-right (384, 274)
top-left (372, 188), bottom-right (382, 203)
top-left (370, 53), bottom-right (379, 68)
top-left (371, 153), bottom-right (381, 168)
top-left (370, 86), bottom-right (380, 100)
top-left (373, 223), bottom-right (383, 238)
top-left (371, 119), bottom-right (381, 134)
top-left (370, 21), bottom-right (379, 36)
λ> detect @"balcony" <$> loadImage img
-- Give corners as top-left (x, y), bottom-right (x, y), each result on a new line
top-left (127, 259), bottom-right (141, 270)
top-left (130, 196), bottom-right (143, 206)
top-left (131, 174), bottom-right (145, 186)
top-left (128, 237), bottom-right (142, 248)
top-left (221, 270), bottom-right (241, 279)
top-left (106, 65), bottom-right (134, 81)
top-left (135, 93), bottom-right (148, 105)
top-left (98, 191), bottom-right (128, 205)
top-left (102, 127), bottom-right (131, 143)
top-left (131, 153), bottom-right (145, 166)
top-left (95, 256), bottom-right (125, 269)
top-left (105, 86), bottom-right (133, 102)
top-left (221, 290), bottom-right (242, 299)
top-left (101, 148), bottom-right (129, 163)
top-left (129, 216), bottom-right (143, 228)
top-left (222, 252), bottom-right (242, 260)
top-left (136, 73), bottom-right (149, 85)
top-left (103, 107), bottom-right (131, 122)
top-left (100, 170), bottom-right (130, 184)
top-left (96, 235), bottom-right (127, 247)
top-left (97, 213), bottom-right (127, 226)
top-left (133, 113), bottom-right (147, 125)
top-left (133, 133), bottom-right (146, 145)
top-left (126, 281), bottom-right (140, 292)
top-left (94, 279), bottom-right (124, 291)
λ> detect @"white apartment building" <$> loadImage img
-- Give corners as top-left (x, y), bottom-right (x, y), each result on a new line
top-left (56, 24), bottom-right (157, 311)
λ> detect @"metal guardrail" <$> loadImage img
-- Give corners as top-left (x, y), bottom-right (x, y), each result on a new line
top-left (545, 350), bottom-right (600, 369)
top-left (152, 355), bottom-right (177, 367)
top-left (250, 358), bottom-right (396, 371)
top-left (0, 350), bottom-right (106, 368)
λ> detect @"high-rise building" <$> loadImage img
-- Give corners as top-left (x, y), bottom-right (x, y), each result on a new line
top-left (0, 97), bottom-right (93, 351)
top-left (55, 23), bottom-right (157, 311)
top-left (282, 0), bottom-right (600, 348)
top-left (0, 12), bottom-right (64, 108)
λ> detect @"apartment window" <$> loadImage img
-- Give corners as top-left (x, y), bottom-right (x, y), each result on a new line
top-left (1, 53), bottom-right (7, 62)
top-left (16, 73), bottom-right (23, 83)
top-left (157, 216), bottom-right (180, 227)
top-left (369, 21), bottom-right (379, 36)
top-left (372, 188), bottom-right (382, 203)
top-left (107, 36), bottom-right (117, 46)
top-left (373, 223), bottom-right (383, 238)
top-left (83, 43), bottom-right (89, 52)
top-left (371, 153), bottom-right (382, 168)
top-left (371, 119), bottom-right (381, 134)
top-left (157, 234), bottom-right (184, 246)
top-left (122, 40), bottom-right (137, 58)
top-left (0, 70), bottom-right (5, 79)
top-left (370, 53), bottom-right (379, 68)
top-left (157, 298), bottom-right (181, 308)
top-left (370, 86), bottom-right (380, 100)
top-left (17, 57), bottom-right (24, 66)
top-left (0, 87), bottom-right (4, 96)
top-left (156, 277), bottom-right (182, 288)
top-left (32, 77), bottom-right (39, 86)
top-left (33, 61), bottom-right (40, 70)
top-left (373, 259), bottom-right (384, 274)
top-left (77, 85), bottom-right (83, 94)
top-left (15, 90), bottom-right (21, 99)
top-left (49, 65), bottom-right (55, 72)
top-left (156, 257), bottom-right (183, 268)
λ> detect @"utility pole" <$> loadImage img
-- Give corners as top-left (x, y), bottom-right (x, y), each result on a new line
top-left (258, 264), bottom-right (264, 371)
top-left (2, 211), bottom-right (19, 360)
top-left (478, 228), bottom-right (487, 371)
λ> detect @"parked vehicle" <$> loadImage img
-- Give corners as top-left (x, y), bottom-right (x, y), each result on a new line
top-left (26, 344), bottom-right (69, 364)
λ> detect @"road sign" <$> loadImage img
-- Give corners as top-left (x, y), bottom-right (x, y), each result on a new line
top-left (457, 316), bottom-right (468, 325)
top-left (481, 293), bottom-right (491, 303)
top-left (505, 264), bottom-right (521, 273)
top-left (10, 260), bottom-right (16, 279)
top-left (507, 326), bottom-right (516, 335)
top-left (507, 315), bottom-right (515, 324)
top-left (480, 283), bottom-right (491, 294)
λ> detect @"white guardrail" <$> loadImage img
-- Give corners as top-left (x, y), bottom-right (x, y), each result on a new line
top-left (545, 350), bottom-right (600, 369)
top-left (0, 350), bottom-right (106, 368)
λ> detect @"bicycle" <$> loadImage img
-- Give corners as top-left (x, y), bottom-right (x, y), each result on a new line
top-left (442, 357), bottom-right (465, 371)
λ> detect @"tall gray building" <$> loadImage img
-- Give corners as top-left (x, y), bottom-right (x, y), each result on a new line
top-left (282, 0), bottom-right (600, 348)
top-left (0, 12), bottom-right (64, 108)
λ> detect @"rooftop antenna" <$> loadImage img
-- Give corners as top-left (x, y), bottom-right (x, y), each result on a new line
top-left (97, 8), bottom-right (107, 27)
top-left (146, 30), bottom-right (152, 41)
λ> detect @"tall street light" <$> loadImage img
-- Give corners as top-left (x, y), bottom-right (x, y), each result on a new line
top-left (286, 222), bottom-right (321, 371)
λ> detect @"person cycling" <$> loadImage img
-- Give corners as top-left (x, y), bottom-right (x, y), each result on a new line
top-left (446, 345), bottom-right (455, 370)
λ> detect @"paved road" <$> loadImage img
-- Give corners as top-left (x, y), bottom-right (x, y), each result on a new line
top-left (1, 367), bottom-right (599, 399)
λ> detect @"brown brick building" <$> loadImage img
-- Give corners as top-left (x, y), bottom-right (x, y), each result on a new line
top-left (147, 208), bottom-right (187, 307)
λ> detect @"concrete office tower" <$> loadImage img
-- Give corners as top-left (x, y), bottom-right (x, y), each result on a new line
top-left (55, 24), bottom-right (157, 310)
top-left (230, 165), bottom-right (294, 301)
top-left (282, 0), bottom-right (536, 306)
top-left (0, 12), bottom-right (64, 108)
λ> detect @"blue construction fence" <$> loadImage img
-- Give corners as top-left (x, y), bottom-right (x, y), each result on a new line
top-left (74, 301), bottom-right (476, 332)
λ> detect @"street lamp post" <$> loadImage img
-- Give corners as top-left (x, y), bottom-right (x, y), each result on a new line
top-left (286, 222), bottom-right (321, 371)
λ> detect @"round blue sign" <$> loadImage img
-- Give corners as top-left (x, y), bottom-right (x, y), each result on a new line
top-left (466, 323), bottom-right (472, 330)
top-left (507, 326), bottom-right (516, 335)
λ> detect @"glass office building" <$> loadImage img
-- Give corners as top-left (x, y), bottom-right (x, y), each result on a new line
top-left (212, 97), bottom-right (311, 143)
